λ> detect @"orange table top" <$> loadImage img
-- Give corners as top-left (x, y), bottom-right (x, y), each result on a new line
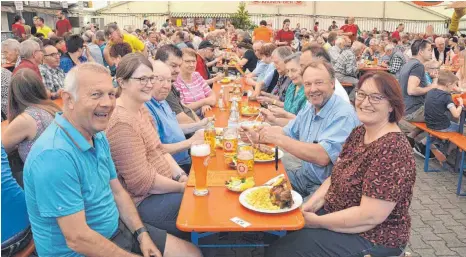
top-left (359, 65), bottom-right (389, 72)
top-left (176, 82), bottom-right (305, 233)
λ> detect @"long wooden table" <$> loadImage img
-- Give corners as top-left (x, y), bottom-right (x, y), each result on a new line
top-left (176, 82), bottom-right (305, 247)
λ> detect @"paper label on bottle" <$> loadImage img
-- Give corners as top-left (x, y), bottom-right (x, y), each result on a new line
top-left (230, 217), bottom-right (251, 228)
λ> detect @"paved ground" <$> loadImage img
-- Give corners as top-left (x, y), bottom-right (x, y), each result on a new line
top-left (199, 156), bottom-right (466, 257)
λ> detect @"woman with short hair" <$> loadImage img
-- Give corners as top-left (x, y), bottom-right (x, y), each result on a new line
top-left (174, 48), bottom-right (216, 117)
top-left (266, 72), bottom-right (416, 257)
top-left (2, 39), bottom-right (21, 72)
top-left (2, 69), bottom-right (61, 161)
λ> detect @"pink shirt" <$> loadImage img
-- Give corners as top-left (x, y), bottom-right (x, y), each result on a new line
top-left (174, 72), bottom-right (212, 105)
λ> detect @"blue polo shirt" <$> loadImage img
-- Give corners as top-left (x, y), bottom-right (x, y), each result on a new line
top-left (1, 145), bottom-right (30, 243)
top-left (145, 98), bottom-right (191, 165)
top-left (283, 94), bottom-right (360, 185)
top-left (23, 113), bottom-right (119, 256)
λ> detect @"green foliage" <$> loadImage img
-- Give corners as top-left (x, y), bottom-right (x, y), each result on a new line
top-left (230, 2), bottom-right (254, 31)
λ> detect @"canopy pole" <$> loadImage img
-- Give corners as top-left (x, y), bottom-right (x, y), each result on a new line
top-left (382, 1), bottom-right (386, 32)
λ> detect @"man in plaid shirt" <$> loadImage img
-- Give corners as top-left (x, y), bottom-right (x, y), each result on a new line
top-left (39, 45), bottom-right (65, 99)
top-left (334, 41), bottom-right (365, 86)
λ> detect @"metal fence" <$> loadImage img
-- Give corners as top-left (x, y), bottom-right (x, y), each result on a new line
top-left (93, 12), bottom-right (449, 35)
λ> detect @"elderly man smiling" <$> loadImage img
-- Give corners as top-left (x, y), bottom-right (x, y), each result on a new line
top-left (240, 59), bottom-right (359, 198)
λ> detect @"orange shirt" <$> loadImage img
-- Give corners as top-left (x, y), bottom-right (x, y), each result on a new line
top-left (253, 26), bottom-right (273, 43)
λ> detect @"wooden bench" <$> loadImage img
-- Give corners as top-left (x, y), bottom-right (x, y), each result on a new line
top-left (341, 82), bottom-right (353, 88)
top-left (410, 122), bottom-right (460, 172)
top-left (448, 134), bottom-right (466, 196)
top-left (13, 239), bottom-right (35, 257)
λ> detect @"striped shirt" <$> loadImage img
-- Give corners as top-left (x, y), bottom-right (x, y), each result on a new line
top-left (173, 72), bottom-right (212, 105)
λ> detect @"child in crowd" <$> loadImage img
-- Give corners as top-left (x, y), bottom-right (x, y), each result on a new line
top-left (424, 60), bottom-right (440, 86)
top-left (424, 70), bottom-right (463, 162)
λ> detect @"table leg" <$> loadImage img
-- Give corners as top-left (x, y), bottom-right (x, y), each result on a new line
top-left (455, 111), bottom-right (466, 176)
top-left (191, 232), bottom-right (199, 246)
top-left (189, 231), bottom-right (288, 248)
top-left (458, 151), bottom-right (466, 196)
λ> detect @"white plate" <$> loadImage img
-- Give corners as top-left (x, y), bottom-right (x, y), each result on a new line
top-left (254, 149), bottom-right (284, 163)
top-left (239, 186), bottom-right (303, 214)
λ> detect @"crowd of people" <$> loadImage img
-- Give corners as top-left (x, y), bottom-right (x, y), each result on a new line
top-left (1, 12), bottom-right (464, 257)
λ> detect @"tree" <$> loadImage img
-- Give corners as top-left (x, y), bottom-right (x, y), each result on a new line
top-left (230, 2), bottom-right (254, 31)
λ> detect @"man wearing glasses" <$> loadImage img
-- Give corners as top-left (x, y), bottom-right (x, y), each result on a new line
top-left (13, 40), bottom-right (43, 80)
top-left (40, 45), bottom-right (65, 99)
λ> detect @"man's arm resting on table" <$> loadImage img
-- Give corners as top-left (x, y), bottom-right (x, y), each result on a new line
top-left (57, 211), bottom-right (139, 257)
top-left (407, 75), bottom-right (435, 96)
top-left (275, 134), bottom-right (331, 167)
top-left (179, 120), bottom-right (206, 134)
top-left (176, 111), bottom-right (196, 124)
top-left (271, 117), bottom-right (293, 127)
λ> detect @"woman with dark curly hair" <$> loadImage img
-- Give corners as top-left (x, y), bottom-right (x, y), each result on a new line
top-left (109, 42), bottom-right (132, 67)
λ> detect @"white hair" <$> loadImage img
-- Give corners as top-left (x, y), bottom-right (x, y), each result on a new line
top-left (64, 62), bottom-right (110, 100)
top-left (335, 37), bottom-right (345, 47)
top-left (385, 44), bottom-right (394, 52)
top-left (19, 40), bottom-right (40, 59)
top-left (2, 39), bottom-right (20, 52)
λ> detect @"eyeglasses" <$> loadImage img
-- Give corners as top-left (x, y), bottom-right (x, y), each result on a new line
top-left (44, 52), bottom-right (61, 58)
top-left (153, 75), bottom-right (171, 84)
top-left (355, 90), bottom-right (386, 104)
top-left (130, 76), bottom-right (157, 86)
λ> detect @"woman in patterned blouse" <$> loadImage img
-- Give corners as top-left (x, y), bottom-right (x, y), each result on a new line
top-left (266, 71), bottom-right (416, 257)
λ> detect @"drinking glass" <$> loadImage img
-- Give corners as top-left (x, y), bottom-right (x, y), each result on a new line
top-left (191, 141), bottom-right (211, 196)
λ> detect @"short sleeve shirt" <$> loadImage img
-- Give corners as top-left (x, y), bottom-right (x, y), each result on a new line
top-left (145, 98), bottom-right (191, 165)
top-left (165, 86), bottom-right (197, 121)
top-left (23, 113), bottom-right (119, 256)
top-left (36, 25), bottom-right (53, 39)
top-left (283, 94), bottom-right (360, 185)
top-left (242, 49), bottom-right (258, 73)
top-left (56, 19), bottom-right (72, 37)
top-left (341, 24), bottom-right (358, 42)
top-left (195, 53), bottom-right (210, 80)
top-left (173, 72), bottom-right (212, 105)
top-left (275, 29), bottom-right (295, 45)
top-left (11, 23), bottom-right (25, 37)
top-left (253, 26), bottom-right (273, 43)
top-left (399, 59), bottom-right (428, 115)
top-left (425, 89), bottom-right (455, 130)
top-left (324, 126), bottom-right (416, 248)
top-left (122, 33), bottom-right (145, 52)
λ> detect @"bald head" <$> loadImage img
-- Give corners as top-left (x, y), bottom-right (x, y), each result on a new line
top-left (435, 37), bottom-right (446, 52)
top-left (151, 60), bottom-right (172, 101)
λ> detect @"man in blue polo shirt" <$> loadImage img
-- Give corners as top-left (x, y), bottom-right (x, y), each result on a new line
top-left (23, 62), bottom-right (201, 257)
top-left (146, 61), bottom-right (208, 173)
top-left (240, 60), bottom-right (359, 199)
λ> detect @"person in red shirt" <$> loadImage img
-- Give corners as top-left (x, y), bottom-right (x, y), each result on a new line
top-left (391, 23), bottom-right (404, 41)
top-left (55, 11), bottom-right (72, 37)
top-left (195, 40), bottom-right (223, 86)
top-left (275, 19), bottom-right (294, 46)
top-left (11, 15), bottom-right (26, 39)
top-left (340, 17), bottom-right (359, 43)
top-left (314, 22), bottom-right (319, 32)
top-left (13, 40), bottom-right (43, 80)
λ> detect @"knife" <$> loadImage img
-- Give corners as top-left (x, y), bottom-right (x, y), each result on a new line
top-left (275, 146), bottom-right (278, 171)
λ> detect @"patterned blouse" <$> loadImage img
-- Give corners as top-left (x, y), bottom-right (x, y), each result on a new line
top-left (1, 68), bottom-right (12, 120)
top-left (283, 83), bottom-right (306, 115)
top-left (18, 106), bottom-right (54, 162)
top-left (323, 125), bottom-right (416, 248)
top-left (173, 72), bottom-right (212, 105)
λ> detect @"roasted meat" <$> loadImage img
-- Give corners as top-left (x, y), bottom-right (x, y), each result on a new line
top-left (270, 177), bottom-right (294, 209)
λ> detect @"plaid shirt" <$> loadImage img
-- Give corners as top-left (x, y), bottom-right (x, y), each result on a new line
top-left (388, 56), bottom-right (404, 74)
top-left (39, 64), bottom-right (65, 93)
top-left (334, 48), bottom-right (358, 77)
top-left (145, 41), bottom-right (157, 59)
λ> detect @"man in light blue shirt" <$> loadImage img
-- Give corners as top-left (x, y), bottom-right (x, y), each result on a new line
top-left (23, 63), bottom-right (201, 257)
top-left (241, 59), bottom-right (359, 198)
top-left (146, 61), bottom-right (207, 173)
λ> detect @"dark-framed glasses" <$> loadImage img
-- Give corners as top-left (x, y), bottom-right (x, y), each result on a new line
top-left (44, 52), bottom-right (61, 58)
top-left (355, 90), bottom-right (386, 104)
top-left (130, 76), bottom-right (157, 86)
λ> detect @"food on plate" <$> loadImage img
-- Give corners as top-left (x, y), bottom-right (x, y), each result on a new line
top-left (220, 78), bottom-right (231, 84)
top-left (270, 177), bottom-right (294, 209)
top-left (225, 155), bottom-right (237, 169)
top-left (241, 106), bottom-right (260, 115)
top-left (254, 144), bottom-right (275, 161)
top-left (245, 187), bottom-right (280, 211)
top-left (228, 60), bottom-right (237, 66)
top-left (225, 177), bottom-right (255, 192)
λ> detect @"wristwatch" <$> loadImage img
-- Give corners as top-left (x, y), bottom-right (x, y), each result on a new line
top-left (133, 226), bottom-right (148, 241)
top-left (174, 172), bottom-right (187, 181)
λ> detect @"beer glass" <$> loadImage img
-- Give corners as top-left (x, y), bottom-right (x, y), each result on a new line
top-left (191, 141), bottom-right (211, 196)
top-left (223, 127), bottom-right (238, 157)
top-left (237, 144), bottom-right (255, 178)
top-left (204, 127), bottom-right (216, 157)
